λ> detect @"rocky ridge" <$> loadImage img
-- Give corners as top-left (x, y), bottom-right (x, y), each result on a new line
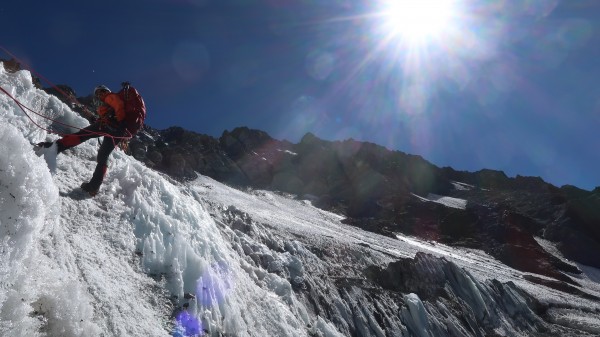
top-left (127, 126), bottom-right (600, 281)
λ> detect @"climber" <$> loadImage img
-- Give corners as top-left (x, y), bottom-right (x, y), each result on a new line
top-left (36, 83), bottom-right (146, 196)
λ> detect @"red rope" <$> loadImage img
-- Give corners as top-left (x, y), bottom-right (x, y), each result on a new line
top-left (0, 46), bottom-right (133, 142)
top-left (1, 45), bottom-right (84, 109)
top-left (0, 86), bottom-right (132, 140)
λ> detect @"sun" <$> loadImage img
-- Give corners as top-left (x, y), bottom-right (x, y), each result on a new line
top-left (380, 0), bottom-right (458, 43)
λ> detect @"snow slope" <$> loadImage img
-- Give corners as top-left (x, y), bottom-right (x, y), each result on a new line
top-left (1, 63), bottom-right (600, 337)
top-left (1, 64), bottom-right (316, 336)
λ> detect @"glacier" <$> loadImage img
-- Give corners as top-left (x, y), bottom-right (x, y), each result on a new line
top-left (1, 62), bottom-right (600, 336)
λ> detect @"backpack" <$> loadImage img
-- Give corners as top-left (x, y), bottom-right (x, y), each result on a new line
top-left (117, 82), bottom-right (146, 134)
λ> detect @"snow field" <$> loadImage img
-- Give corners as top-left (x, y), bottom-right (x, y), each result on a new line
top-left (0, 123), bottom-right (99, 335)
top-left (0, 63), bottom-right (344, 336)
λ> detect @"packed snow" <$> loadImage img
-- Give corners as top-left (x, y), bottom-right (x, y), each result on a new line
top-left (451, 181), bottom-right (474, 191)
top-left (412, 193), bottom-right (468, 210)
top-left (426, 193), bottom-right (467, 210)
top-left (1, 63), bottom-right (600, 336)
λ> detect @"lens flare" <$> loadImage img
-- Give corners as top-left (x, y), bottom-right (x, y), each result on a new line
top-left (173, 310), bottom-right (201, 337)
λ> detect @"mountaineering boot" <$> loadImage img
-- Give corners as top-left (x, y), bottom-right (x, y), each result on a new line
top-left (36, 141), bottom-right (54, 148)
top-left (35, 140), bottom-right (67, 153)
top-left (34, 141), bottom-right (59, 174)
top-left (80, 182), bottom-right (99, 197)
top-left (80, 164), bottom-right (107, 197)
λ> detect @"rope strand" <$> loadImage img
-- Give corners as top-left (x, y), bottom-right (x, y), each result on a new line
top-left (0, 46), bottom-right (133, 143)
top-left (1, 45), bottom-right (84, 109)
top-left (0, 86), bottom-right (132, 140)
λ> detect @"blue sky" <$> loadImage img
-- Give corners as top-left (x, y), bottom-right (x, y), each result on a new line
top-left (1, 0), bottom-right (599, 190)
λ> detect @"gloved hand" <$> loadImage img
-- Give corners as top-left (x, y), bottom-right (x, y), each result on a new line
top-left (97, 115), bottom-right (117, 129)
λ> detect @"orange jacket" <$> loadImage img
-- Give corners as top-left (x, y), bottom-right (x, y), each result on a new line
top-left (97, 93), bottom-right (125, 122)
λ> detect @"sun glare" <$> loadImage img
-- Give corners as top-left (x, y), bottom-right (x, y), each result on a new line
top-left (381, 0), bottom-right (457, 43)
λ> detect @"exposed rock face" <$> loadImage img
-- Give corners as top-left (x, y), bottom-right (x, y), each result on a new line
top-left (1, 58), bottom-right (42, 87)
top-left (129, 126), bottom-right (247, 185)
top-left (1, 58), bottom-right (23, 73)
top-left (40, 81), bottom-right (600, 287)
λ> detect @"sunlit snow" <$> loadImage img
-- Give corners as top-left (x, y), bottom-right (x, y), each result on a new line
top-left (412, 192), bottom-right (468, 210)
top-left (451, 181), bottom-right (474, 191)
top-left (1, 62), bottom-right (599, 336)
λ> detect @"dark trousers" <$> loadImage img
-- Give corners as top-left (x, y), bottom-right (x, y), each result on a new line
top-left (57, 122), bottom-right (127, 189)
